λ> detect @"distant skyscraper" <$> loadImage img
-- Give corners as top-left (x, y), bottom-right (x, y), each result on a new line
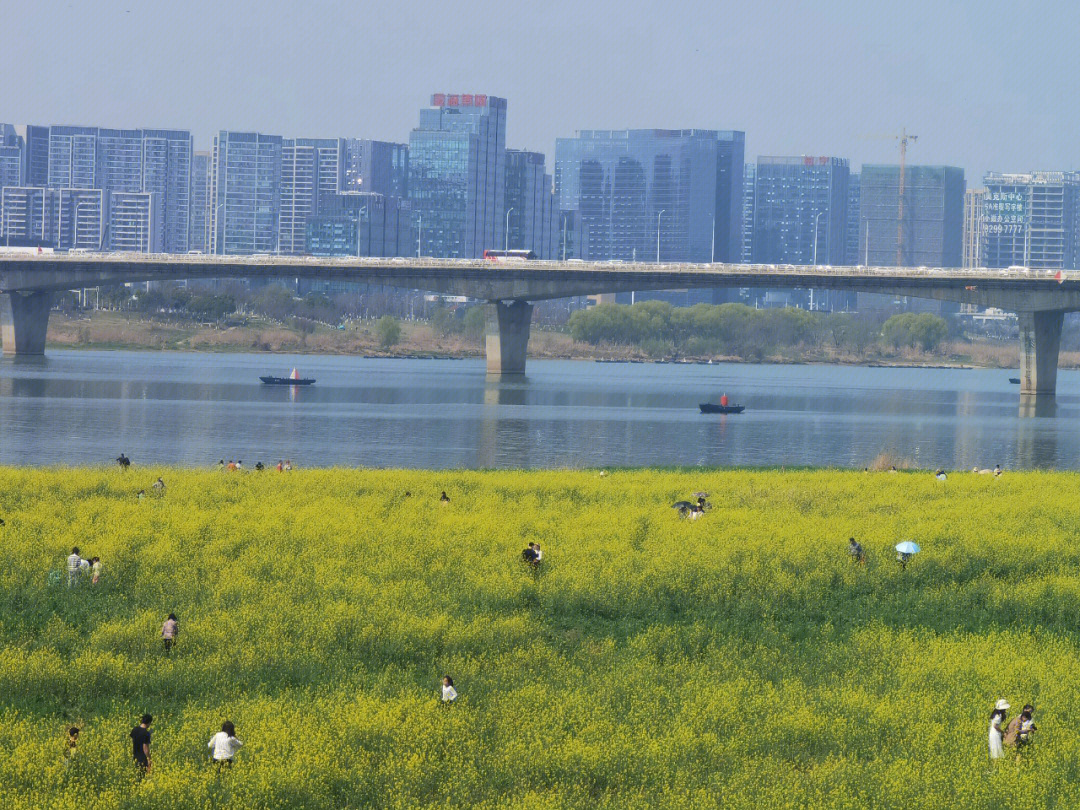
top-left (752, 157), bottom-right (849, 266)
top-left (981, 172), bottom-right (1080, 270)
top-left (554, 129), bottom-right (745, 264)
top-left (859, 165), bottom-right (965, 267)
top-left (210, 131), bottom-right (283, 255)
top-left (740, 163), bottom-right (755, 263)
top-left (189, 151), bottom-right (211, 253)
top-left (845, 172), bottom-right (861, 265)
top-left (0, 125), bottom-right (24, 193)
top-left (19, 125), bottom-right (50, 187)
top-left (408, 93), bottom-right (507, 258)
top-left (306, 191), bottom-right (413, 258)
top-left (109, 192), bottom-right (161, 252)
top-left (344, 140), bottom-right (409, 198)
top-left (962, 188), bottom-right (986, 268)
top-left (57, 188), bottom-right (106, 250)
top-left (279, 138), bottom-right (344, 254)
top-left (1, 186), bottom-right (58, 246)
top-left (504, 150), bottom-right (554, 258)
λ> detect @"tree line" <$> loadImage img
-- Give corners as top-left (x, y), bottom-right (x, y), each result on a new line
top-left (567, 301), bottom-right (950, 359)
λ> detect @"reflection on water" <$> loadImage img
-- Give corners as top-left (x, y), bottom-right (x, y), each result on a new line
top-left (0, 350), bottom-right (1076, 469)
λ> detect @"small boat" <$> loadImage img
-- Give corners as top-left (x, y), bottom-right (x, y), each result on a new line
top-left (261, 368), bottom-right (315, 386)
top-left (699, 402), bottom-right (745, 414)
top-left (1008, 377), bottom-right (1021, 385)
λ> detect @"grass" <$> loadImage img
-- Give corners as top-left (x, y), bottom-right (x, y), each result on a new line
top-left (0, 467), bottom-right (1077, 808)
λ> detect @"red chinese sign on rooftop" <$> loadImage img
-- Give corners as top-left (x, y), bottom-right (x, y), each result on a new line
top-left (432, 94), bottom-right (489, 108)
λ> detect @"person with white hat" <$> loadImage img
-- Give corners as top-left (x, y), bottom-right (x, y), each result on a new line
top-left (989, 699), bottom-right (1009, 760)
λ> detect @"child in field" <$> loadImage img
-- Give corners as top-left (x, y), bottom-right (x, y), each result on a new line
top-left (63, 726), bottom-right (79, 766)
top-left (441, 676), bottom-right (457, 703)
top-left (91, 557), bottom-right (102, 585)
top-left (989, 699), bottom-right (1009, 761)
top-left (1005, 704), bottom-right (1037, 757)
top-left (161, 613), bottom-right (178, 655)
top-left (208, 720), bottom-right (243, 771)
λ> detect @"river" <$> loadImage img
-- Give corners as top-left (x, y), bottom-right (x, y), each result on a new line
top-left (0, 350), bottom-right (1072, 469)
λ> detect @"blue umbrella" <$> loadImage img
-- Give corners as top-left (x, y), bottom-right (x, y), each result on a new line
top-left (895, 541), bottom-right (920, 555)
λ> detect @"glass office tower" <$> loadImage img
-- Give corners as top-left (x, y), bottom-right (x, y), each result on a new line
top-left (981, 172), bottom-right (1080, 270)
top-left (210, 131), bottom-right (283, 255)
top-left (408, 93), bottom-right (507, 258)
top-left (504, 149), bottom-right (554, 258)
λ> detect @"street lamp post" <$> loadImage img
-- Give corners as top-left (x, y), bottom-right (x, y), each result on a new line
top-left (813, 210), bottom-right (824, 266)
top-left (561, 213), bottom-right (568, 261)
top-left (656, 209), bottom-right (665, 262)
top-left (505, 207), bottom-right (514, 252)
top-left (356, 207), bottom-right (368, 258)
top-left (214, 202), bottom-right (225, 254)
top-left (417, 214), bottom-right (423, 258)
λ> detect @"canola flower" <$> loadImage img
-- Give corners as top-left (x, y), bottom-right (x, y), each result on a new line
top-left (0, 467), bottom-right (1078, 808)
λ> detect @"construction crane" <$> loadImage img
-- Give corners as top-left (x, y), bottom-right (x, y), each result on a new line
top-left (896, 129), bottom-right (918, 266)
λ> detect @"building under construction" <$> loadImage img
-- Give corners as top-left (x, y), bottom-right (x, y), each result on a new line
top-left (981, 172), bottom-right (1080, 270)
top-left (858, 165), bottom-right (965, 267)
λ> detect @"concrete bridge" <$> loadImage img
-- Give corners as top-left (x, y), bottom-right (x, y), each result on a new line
top-left (1, 252), bottom-right (1078, 396)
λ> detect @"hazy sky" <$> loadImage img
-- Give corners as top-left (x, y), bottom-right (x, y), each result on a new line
top-left (5, 0), bottom-right (1078, 182)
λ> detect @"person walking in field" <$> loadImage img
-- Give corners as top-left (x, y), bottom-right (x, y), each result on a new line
top-left (91, 557), bottom-right (102, 585)
top-left (63, 726), bottom-right (79, 767)
top-left (130, 714), bottom-right (153, 776)
top-left (66, 547), bottom-right (83, 587)
top-left (161, 613), bottom-right (178, 655)
top-left (533, 543), bottom-right (543, 564)
top-left (522, 543), bottom-right (538, 565)
top-left (152, 477), bottom-right (166, 494)
top-left (441, 676), bottom-right (458, 703)
top-left (848, 538), bottom-right (865, 565)
top-left (284, 459), bottom-right (292, 471)
top-left (208, 720), bottom-right (243, 771)
top-left (276, 460), bottom-right (283, 472)
top-left (989, 699), bottom-right (1009, 761)
top-left (1004, 704), bottom-right (1037, 759)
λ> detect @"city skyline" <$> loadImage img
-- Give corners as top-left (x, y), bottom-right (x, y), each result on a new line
top-left (4, 0), bottom-right (1080, 183)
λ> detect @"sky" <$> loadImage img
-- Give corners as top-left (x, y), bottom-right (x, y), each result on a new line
top-left (4, 0), bottom-right (1079, 183)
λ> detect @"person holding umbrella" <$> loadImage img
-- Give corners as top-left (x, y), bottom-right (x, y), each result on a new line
top-left (672, 500), bottom-right (694, 518)
top-left (895, 541), bottom-right (920, 570)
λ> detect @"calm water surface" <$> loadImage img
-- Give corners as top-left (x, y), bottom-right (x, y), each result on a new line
top-left (0, 350), bottom-right (1075, 469)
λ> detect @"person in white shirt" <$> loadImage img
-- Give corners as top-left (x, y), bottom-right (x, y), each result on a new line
top-left (441, 676), bottom-right (458, 703)
top-left (66, 547), bottom-right (83, 587)
top-left (208, 721), bottom-right (243, 771)
top-left (533, 543), bottom-right (543, 564)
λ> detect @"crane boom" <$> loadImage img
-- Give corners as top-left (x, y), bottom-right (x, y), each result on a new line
top-left (896, 129), bottom-right (918, 266)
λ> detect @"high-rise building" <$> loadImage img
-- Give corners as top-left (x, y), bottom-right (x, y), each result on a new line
top-left (279, 138), bottom-right (345, 254)
top-left (845, 172), bottom-right (861, 265)
top-left (189, 151), bottom-right (211, 253)
top-left (109, 192), bottom-right (161, 252)
top-left (752, 157), bottom-right (849, 266)
top-left (962, 188), bottom-right (986, 268)
top-left (57, 188), bottom-right (106, 249)
top-left (1, 186), bottom-right (59, 246)
top-left (48, 126), bottom-right (100, 189)
top-left (19, 125), bottom-right (50, 186)
top-left (554, 129), bottom-right (745, 264)
top-left (504, 150), bottom-right (554, 258)
top-left (859, 165), bottom-right (965, 267)
top-left (981, 172), bottom-right (1080, 270)
top-left (306, 192), bottom-right (413, 257)
top-left (408, 93), bottom-right (507, 258)
top-left (209, 131), bottom-right (283, 255)
top-left (142, 130), bottom-right (192, 253)
top-left (0, 125), bottom-right (24, 190)
top-left (740, 163), bottom-right (755, 263)
top-left (344, 140), bottom-right (408, 198)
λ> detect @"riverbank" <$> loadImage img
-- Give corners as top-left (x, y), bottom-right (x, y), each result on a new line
top-left (0, 467), bottom-right (1075, 809)
top-left (42, 310), bottom-right (1075, 368)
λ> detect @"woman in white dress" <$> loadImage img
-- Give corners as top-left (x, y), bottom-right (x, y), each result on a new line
top-left (988, 699), bottom-right (1009, 760)
top-left (441, 676), bottom-right (458, 703)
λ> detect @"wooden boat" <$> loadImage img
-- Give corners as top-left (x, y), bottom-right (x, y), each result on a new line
top-left (699, 402), bottom-right (745, 414)
top-left (261, 368), bottom-right (315, 386)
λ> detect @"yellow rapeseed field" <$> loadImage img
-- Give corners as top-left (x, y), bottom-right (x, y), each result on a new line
top-left (0, 467), bottom-right (1078, 809)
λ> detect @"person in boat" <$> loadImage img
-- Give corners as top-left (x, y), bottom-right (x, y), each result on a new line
top-left (848, 538), bottom-right (865, 565)
top-left (440, 491), bottom-right (450, 505)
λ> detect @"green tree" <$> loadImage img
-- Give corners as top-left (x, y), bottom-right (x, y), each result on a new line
top-left (375, 315), bottom-right (402, 348)
top-left (462, 306), bottom-right (487, 343)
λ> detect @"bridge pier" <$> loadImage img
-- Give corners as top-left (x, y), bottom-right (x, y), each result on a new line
top-left (485, 300), bottom-right (533, 375)
top-left (1, 291), bottom-right (52, 356)
top-left (1017, 310), bottom-right (1064, 396)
